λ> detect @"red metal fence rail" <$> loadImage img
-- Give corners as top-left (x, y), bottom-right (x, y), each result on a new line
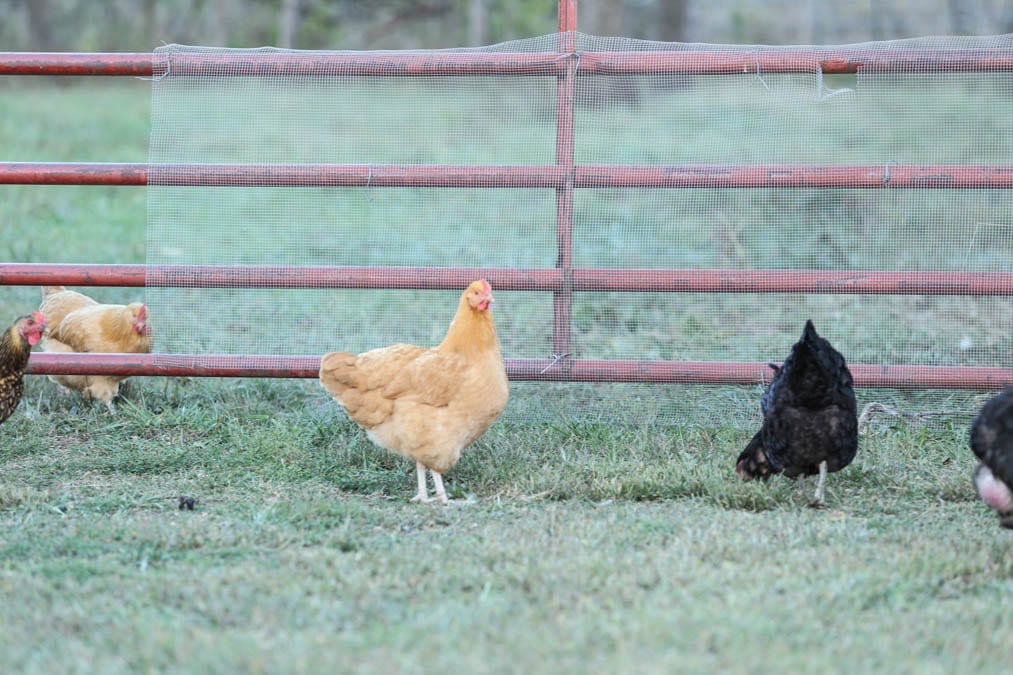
top-left (2, 0), bottom-right (1012, 390)
top-left (6, 48), bottom-right (1013, 77)
top-left (2, 263), bottom-right (1011, 295)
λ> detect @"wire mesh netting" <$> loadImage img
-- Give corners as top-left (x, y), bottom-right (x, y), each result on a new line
top-left (146, 34), bottom-right (1013, 427)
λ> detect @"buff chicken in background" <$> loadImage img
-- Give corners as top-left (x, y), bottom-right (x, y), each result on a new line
top-left (736, 320), bottom-right (858, 507)
top-left (38, 286), bottom-right (99, 331)
top-left (320, 279), bottom-right (509, 504)
top-left (969, 387), bottom-right (1013, 529)
top-left (0, 312), bottom-right (47, 426)
top-left (38, 286), bottom-right (152, 413)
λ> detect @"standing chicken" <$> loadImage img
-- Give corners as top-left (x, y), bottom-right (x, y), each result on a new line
top-left (38, 286), bottom-right (151, 413)
top-left (736, 320), bottom-right (858, 507)
top-left (1, 312), bottom-right (47, 426)
top-left (320, 280), bottom-right (509, 504)
top-left (969, 387), bottom-right (1013, 529)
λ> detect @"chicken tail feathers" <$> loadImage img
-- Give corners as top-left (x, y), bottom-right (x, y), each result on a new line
top-left (798, 320), bottom-right (843, 369)
top-left (799, 320), bottom-right (833, 367)
top-left (781, 319), bottom-right (856, 408)
top-left (319, 351), bottom-right (397, 428)
top-left (802, 318), bottom-right (818, 342)
top-left (41, 286), bottom-right (67, 299)
top-left (319, 351), bottom-right (359, 396)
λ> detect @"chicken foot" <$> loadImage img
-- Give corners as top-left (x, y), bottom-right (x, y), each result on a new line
top-left (409, 461), bottom-right (450, 505)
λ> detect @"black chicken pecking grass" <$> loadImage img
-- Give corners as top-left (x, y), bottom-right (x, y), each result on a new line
top-left (969, 387), bottom-right (1013, 529)
top-left (736, 320), bottom-right (858, 507)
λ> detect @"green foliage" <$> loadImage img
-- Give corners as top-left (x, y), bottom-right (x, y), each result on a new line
top-left (1, 1), bottom-right (1010, 53)
top-left (0, 0), bottom-right (564, 52)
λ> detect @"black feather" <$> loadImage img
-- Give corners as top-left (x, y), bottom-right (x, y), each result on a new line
top-left (969, 387), bottom-right (1013, 527)
top-left (736, 320), bottom-right (858, 482)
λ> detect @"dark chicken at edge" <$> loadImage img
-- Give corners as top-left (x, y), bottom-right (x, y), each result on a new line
top-left (969, 387), bottom-right (1013, 529)
top-left (0, 312), bottom-right (47, 426)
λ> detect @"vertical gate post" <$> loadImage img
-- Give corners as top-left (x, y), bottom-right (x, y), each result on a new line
top-left (553, 0), bottom-right (578, 371)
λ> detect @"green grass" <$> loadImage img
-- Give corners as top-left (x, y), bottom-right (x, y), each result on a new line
top-left (1, 378), bottom-right (1011, 672)
top-left (1, 76), bottom-right (1012, 672)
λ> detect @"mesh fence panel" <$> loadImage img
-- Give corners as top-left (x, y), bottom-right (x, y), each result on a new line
top-left (147, 34), bottom-right (1013, 427)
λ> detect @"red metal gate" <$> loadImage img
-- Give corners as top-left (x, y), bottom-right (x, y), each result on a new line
top-left (1, 0), bottom-right (1012, 389)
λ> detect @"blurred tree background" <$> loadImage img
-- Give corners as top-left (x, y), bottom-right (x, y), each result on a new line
top-left (0, 0), bottom-right (1011, 52)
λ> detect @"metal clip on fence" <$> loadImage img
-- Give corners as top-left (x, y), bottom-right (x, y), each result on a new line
top-left (540, 352), bottom-right (572, 375)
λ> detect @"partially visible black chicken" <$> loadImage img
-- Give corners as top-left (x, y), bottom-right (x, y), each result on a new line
top-left (969, 387), bottom-right (1013, 529)
top-left (1, 312), bottom-right (47, 426)
top-left (736, 320), bottom-right (858, 507)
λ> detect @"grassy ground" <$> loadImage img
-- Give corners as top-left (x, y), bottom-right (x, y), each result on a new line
top-left (1, 378), bottom-right (1010, 673)
top-left (1, 78), bottom-right (1011, 672)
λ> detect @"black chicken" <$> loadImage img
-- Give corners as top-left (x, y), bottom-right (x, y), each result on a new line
top-left (969, 387), bottom-right (1013, 529)
top-left (1, 312), bottom-right (47, 426)
top-left (736, 320), bottom-right (858, 507)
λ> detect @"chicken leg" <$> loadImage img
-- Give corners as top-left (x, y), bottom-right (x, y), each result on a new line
top-left (811, 460), bottom-right (829, 507)
top-left (410, 461), bottom-right (432, 503)
top-left (408, 461), bottom-right (450, 505)
top-left (430, 470), bottom-right (449, 505)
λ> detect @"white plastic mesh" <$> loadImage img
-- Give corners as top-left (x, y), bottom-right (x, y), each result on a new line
top-left (147, 34), bottom-right (1013, 425)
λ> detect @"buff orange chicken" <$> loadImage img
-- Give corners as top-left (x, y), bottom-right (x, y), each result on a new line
top-left (38, 286), bottom-right (151, 413)
top-left (320, 280), bottom-right (509, 504)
